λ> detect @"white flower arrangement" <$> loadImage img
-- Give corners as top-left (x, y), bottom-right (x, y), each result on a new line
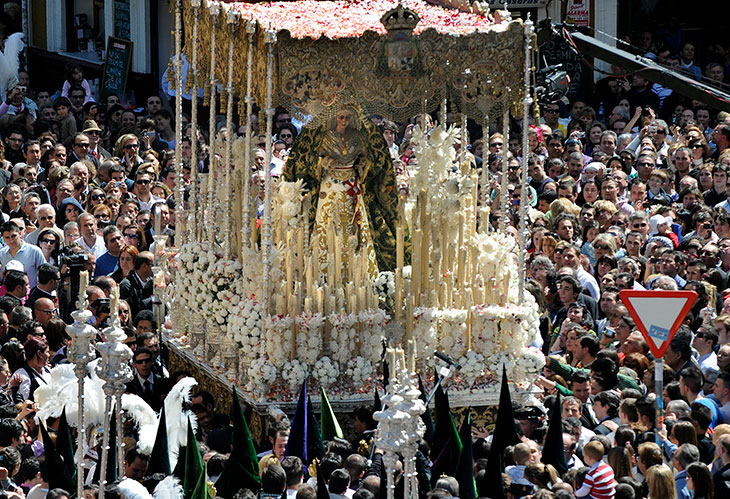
top-left (246, 357), bottom-right (277, 396)
top-left (281, 359), bottom-right (309, 393)
top-left (413, 307), bottom-right (439, 363)
top-left (346, 356), bottom-right (373, 386)
top-left (328, 312), bottom-right (358, 365)
top-left (312, 356), bottom-right (340, 388)
top-left (458, 350), bottom-right (485, 387)
top-left (513, 346), bottom-right (546, 382)
top-left (357, 309), bottom-right (389, 364)
top-left (439, 308), bottom-right (468, 359)
top-left (295, 313), bottom-right (325, 365)
top-left (273, 179), bottom-right (307, 230)
top-left (227, 297), bottom-right (263, 362)
top-left (374, 271), bottom-right (395, 306)
top-left (265, 316), bottom-right (294, 367)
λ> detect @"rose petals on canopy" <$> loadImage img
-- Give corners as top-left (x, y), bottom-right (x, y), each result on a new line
top-left (223, 0), bottom-right (497, 39)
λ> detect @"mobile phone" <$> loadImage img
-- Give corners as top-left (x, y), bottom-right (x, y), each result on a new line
top-left (648, 126), bottom-right (657, 133)
top-left (650, 257), bottom-right (659, 264)
top-left (144, 131), bottom-right (155, 138)
top-left (604, 327), bottom-right (616, 338)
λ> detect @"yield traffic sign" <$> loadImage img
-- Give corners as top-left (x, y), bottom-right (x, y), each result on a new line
top-left (619, 290), bottom-right (697, 358)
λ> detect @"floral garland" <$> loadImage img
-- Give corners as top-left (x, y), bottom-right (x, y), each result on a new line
top-left (513, 346), bottom-right (546, 382)
top-left (312, 356), bottom-right (340, 388)
top-left (295, 313), bottom-right (325, 365)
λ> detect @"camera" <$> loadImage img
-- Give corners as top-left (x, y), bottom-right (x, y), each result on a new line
top-left (91, 297), bottom-right (111, 315)
top-left (58, 248), bottom-right (89, 270)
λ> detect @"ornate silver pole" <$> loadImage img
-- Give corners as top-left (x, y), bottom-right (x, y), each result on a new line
top-left (189, 0), bottom-right (200, 241)
top-left (206, 2), bottom-right (220, 246)
top-left (460, 109), bottom-right (467, 172)
top-left (242, 20), bottom-right (256, 248)
top-left (222, 9), bottom-right (238, 258)
top-left (96, 287), bottom-right (133, 499)
top-left (173, 0), bottom-right (184, 245)
top-left (498, 91), bottom-right (510, 233)
top-left (479, 113), bottom-right (489, 233)
top-left (518, 17), bottom-right (534, 301)
top-left (262, 29), bottom-right (277, 315)
top-left (65, 271), bottom-right (95, 499)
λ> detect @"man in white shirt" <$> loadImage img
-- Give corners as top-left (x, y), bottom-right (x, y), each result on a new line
top-left (132, 171), bottom-right (163, 212)
top-left (0, 221), bottom-right (46, 287)
top-left (693, 326), bottom-right (720, 378)
top-left (561, 244), bottom-right (600, 300)
top-left (75, 213), bottom-right (105, 259)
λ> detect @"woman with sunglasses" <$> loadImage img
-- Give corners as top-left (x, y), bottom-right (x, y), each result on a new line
top-left (84, 187), bottom-right (106, 212)
top-left (689, 136), bottom-right (712, 167)
top-left (111, 246), bottom-right (139, 284)
top-left (36, 228), bottom-right (61, 264)
top-left (114, 133), bottom-right (143, 176)
top-left (122, 224), bottom-right (147, 251)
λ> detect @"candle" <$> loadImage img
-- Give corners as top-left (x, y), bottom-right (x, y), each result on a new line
top-left (358, 286), bottom-right (366, 314)
top-left (304, 297), bottom-right (311, 315)
top-left (388, 348), bottom-right (396, 381)
top-left (412, 229), bottom-right (422, 306)
top-left (297, 228), bottom-right (304, 282)
top-left (333, 232), bottom-right (342, 287)
top-left (394, 269), bottom-right (402, 322)
top-left (327, 225), bottom-right (335, 288)
top-left (78, 270), bottom-right (89, 309)
top-left (317, 287), bottom-right (324, 315)
top-left (457, 212), bottom-right (466, 292)
top-left (347, 282), bottom-right (355, 314)
top-left (110, 286), bottom-right (119, 319)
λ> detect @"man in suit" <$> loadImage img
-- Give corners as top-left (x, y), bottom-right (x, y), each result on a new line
top-left (713, 434), bottom-right (730, 496)
top-left (119, 251), bottom-right (154, 320)
top-left (82, 120), bottom-right (111, 165)
top-left (125, 347), bottom-right (164, 412)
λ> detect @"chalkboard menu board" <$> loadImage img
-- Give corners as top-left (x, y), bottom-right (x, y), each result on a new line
top-left (540, 37), bottom-right (590, 103)
top-left (101, 37), bottom-right (133, 99)
top-left (114, 0), bottom-right (131, 40)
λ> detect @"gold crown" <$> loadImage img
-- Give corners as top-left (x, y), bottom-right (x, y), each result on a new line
top-left (380, 4), bottom-right (420, 32)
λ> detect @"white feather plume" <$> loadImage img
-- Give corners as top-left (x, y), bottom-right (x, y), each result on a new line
top-left (0, 32), bottom-right (23, 101)
top-left (121, 394), bottom-right (157, 455)
top-left (117, 477), bottom-right (153, 499)
top-left (34, 358), bottom-right (107, 427)
top-left (152, 476), bottom-right (184, 499)
top-left (163, 376), bottom-right (198, 470)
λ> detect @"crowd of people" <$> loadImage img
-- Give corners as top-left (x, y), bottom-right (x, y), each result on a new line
top-left (0, 10), bottom-right (725, 499)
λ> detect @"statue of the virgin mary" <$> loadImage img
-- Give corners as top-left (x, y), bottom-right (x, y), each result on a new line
top-left (283, 105), bottom-right (399, 282)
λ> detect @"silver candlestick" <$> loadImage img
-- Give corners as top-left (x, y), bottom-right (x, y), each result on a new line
top-left (65, 270), bottom-right (97, 499)
top-left (96, 287), bottom-right (133, 499)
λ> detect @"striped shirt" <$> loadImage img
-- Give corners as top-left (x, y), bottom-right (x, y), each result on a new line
top-left (575, 461), bottom-right (617, 499)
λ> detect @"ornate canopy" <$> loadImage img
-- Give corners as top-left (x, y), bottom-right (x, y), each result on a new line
top-left (182, 0), bottom-right (527, 125)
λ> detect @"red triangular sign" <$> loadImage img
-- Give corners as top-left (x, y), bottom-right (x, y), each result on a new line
top-left (619, 290), bottom-right (697, 358)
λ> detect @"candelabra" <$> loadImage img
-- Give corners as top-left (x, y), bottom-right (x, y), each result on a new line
top-left (96, 287), bottom-right (133, 499)
top-left (65, 270), bottom-right (97, 499)
top-left (373, 345), bottom-right (424, 499)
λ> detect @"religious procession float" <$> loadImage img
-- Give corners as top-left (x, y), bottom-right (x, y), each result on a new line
top-left (163, 0), bottom-right (546, 411)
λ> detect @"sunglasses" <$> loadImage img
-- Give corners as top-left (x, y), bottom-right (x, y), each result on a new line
top-left (637, 162), bottom-right (654, 167)
top-left (545, 109), bottom-right (560, 113)
top-left (40, 239), bottom-right (56, 244)
top-left (690, 144), bottom-right (703, 149)
top-left (124, 143), bottom-right (139, 149)
top-left (489, 142), bottom-right (504, 147)
top-left (279, 134), bottom-right (293, 139)
top-left (135, 179), bottom-right (151, 185)
top-left (134, 358), bottom-right (153, 365)
top-left (594, 244), bottom-right (610, 251)
top-left (91, 194), bottom-right (105, 201)
top-left (124, 233), bottom-right (139, 239)
top-left (75, 142), bottom-right (90, 148)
